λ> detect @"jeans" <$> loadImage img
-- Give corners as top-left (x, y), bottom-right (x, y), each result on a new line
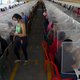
top-left (14, 36), bottom-right (28, 60)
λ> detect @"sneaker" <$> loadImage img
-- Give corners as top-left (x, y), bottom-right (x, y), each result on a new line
top-left (14, 60), bottom-right (21, 63)
top-left (24, 60), bottom-right (28, 65)
top-left (25, 60), bottom-right (28, 63)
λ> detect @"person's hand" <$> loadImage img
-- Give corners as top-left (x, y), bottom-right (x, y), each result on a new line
top-left (14, 32), bottom-right (18, 36)
top-left (72, 64), bottom-right (78, 69)
top-left (21, 40), bottom-right (23, 44)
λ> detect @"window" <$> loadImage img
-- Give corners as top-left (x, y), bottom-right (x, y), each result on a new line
top-left (2, 0), bottom-right (15, 4)
top-left (0, 0), bottom-right (2, 4)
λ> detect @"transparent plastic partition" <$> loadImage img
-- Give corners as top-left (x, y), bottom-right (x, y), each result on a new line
top-left (56, 17), bottom-right (77, 30)
top-left (61, 42), bottom-right (80, 74)
top-left (57, 30), bottom-right (80, 42)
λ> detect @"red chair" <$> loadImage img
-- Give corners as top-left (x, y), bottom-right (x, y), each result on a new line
top-left (49, 45), bottom-right (73, 80)
top-left (42, 40), bottom-right (74, 80)
top-left (41, 41), bottom-right (61, 80)
top-left (49, 38), bottom-right (62, 62)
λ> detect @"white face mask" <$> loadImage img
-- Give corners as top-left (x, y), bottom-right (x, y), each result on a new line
top-left (14, 21), bottom-right (18, 26)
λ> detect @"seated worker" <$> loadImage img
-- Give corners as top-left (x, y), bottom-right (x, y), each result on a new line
top-left (54, 39), bottom-right (77, 80)
top-left (0, 35), bottom-right (8, 57)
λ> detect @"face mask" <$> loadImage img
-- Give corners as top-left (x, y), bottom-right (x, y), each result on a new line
top-left (14, 21), bottom-right (18, 26)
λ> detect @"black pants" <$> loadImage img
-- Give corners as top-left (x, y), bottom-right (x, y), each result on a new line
top-left (14, 36), bottom-right (28, 60)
